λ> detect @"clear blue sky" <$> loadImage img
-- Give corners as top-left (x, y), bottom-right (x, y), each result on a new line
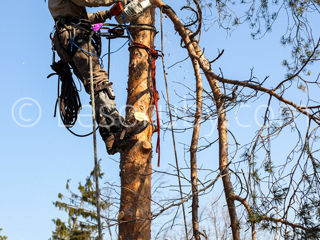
top-left (0, 1), bottom-right (319, 240)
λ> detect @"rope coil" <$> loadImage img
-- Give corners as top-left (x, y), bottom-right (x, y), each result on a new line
top-left (48, 60), bottom-right (82, 128)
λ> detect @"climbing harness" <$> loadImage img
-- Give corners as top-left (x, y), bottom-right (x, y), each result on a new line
top-left (49, 19), bottom-right (129, 137)
top-left (48, 1), bottom-right (161, 165)
top-left (129, 42), bottom-right (162, 167)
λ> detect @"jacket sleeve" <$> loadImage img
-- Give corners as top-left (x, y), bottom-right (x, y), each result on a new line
top-left (87, 11), bottom-right (110, 23)
top-left (71, 0), bottom-right (117, 7)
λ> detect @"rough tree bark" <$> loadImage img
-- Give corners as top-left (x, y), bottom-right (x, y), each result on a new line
top-left (118, 7), bottom-right (156, 240)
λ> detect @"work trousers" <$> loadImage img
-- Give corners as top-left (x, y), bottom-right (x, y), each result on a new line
top-left (53, 27), bottom-right (123, 140)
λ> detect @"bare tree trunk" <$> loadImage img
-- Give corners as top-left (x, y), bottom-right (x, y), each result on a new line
top-left (192, 41), bottom-right (241, 240)
top-left (118, 7), bottom-right (155, 240)
top-left (190, 59), bottom-right (203, 240)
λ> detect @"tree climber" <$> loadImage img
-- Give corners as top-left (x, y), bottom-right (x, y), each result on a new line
top-left (48, 0), bottom-right (148, 154)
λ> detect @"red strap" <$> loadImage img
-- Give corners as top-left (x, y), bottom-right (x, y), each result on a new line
top-left (129, 42), bottom-right (161, 167)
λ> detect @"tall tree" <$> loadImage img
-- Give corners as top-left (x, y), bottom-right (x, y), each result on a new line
top-left (118, 6), bottom-right (156, 240)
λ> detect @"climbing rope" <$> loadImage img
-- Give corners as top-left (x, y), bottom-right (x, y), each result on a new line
top-left (47, 60), bottom-right (82, 128)
top-left (100, 39), bottom-right (129, 67)
top-left (70, 36), bottom-right (128, 68)
top-left (160, 7), bottom-right (188, 239)
top-left (48, 58), bottom-right (99, 138)
top-left (122, 14), bottom-right (134, 44)
top-left (88, 32), bottom-right (103, 240)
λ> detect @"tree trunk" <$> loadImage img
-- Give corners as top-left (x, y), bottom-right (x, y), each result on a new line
top-left (191, 42), bottom-right (241, 240)
top-left (190, 59), bottom-right (203, 240)
top-left (118, 7), bottom-right (155, 240)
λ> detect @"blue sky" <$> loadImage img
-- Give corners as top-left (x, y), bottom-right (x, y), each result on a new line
top-left (0, 1), bottom-right (319, 240)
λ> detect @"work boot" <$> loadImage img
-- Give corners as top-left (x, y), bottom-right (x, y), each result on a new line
top-left (98, 109), bottom-right (124, 137)
top-left (94, 90), bottom-right (124, 141)
top-left (105, 112), bottom-right (149, 155)
top-left (94, 90), bottom-right (149, 154)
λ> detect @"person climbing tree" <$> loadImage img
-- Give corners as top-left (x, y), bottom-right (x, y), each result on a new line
top-left (48, 0), bottom-right (148, 154)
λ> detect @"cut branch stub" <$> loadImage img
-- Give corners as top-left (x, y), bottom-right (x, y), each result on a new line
top-left (119, 7), bottom-right (156, 240)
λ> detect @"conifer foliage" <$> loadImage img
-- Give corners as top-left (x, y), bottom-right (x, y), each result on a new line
top-left (0, 228), bottom-right (7, 240)
top-left (51, 165), bottom-right (110, 240)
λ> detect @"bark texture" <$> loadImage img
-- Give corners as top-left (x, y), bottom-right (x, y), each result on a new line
top-left (118, 7), bottom-right (155, 240)
top-left (190, 59), bottom-right (203, 240)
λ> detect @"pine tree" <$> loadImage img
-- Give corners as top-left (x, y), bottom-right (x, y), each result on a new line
top-left (0, 228), bottom-right (7, 240)
top-left (51, 166), bottom-right (109, 240)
